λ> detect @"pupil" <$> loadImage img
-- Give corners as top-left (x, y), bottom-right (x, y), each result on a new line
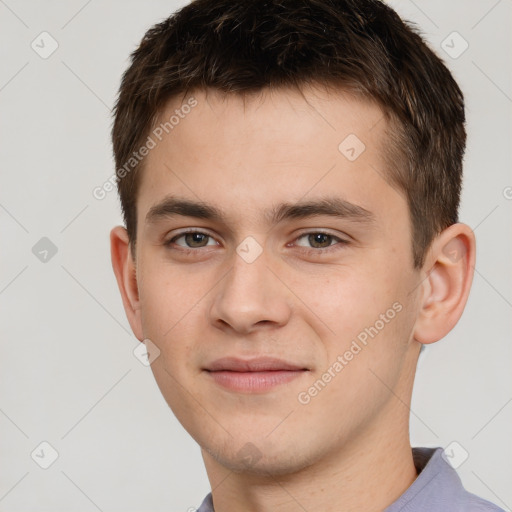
top-left (309, 233), bottom-right (331, 248)
top-left (186, 233), bottom-right (207, 247)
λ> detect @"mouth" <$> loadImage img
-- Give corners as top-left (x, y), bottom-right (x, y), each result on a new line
top-left (203, 357), bottom-right (310, 393)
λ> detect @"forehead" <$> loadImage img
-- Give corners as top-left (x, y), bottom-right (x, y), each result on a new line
top-left (137, 85), bottom-right (405, 229)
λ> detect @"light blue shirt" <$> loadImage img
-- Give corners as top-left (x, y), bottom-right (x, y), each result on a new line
top-left (196, 447), bottom-right (504, 511)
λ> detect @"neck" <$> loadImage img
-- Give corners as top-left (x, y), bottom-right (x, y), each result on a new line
top-left (201, 408), bottom-right (418, 512)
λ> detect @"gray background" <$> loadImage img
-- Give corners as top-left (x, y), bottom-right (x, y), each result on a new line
top-left (0, 0), bottom-right (511, 511)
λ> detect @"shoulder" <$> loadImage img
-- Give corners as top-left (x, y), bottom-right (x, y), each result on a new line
top-left (388, 447), bottom-right (506, 512)
top-left (458, 490), bottom-right (506, 512)
top-left (196, 492), bottom-right (214, 512)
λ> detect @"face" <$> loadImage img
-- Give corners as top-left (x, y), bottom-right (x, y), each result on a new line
top-left (132, 86), bottom-right (423, 474)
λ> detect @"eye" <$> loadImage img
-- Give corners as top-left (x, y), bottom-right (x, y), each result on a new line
top-left (164, 230), bottom-right (347, 254)
top-left (294, 232), bottom-right (348, 251)
top-left (166, 231), bottom-right (218, 249)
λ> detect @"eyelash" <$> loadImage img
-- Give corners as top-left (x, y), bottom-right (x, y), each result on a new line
top-left (164, 229), bottom-right (349, 255)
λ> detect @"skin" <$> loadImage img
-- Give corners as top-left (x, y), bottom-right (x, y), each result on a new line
top-left (111, 85), bottom-right (475, 512)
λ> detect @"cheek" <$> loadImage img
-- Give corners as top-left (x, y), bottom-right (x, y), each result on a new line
top-left (138, 269), bottom-right (203, 416)
top-left (138, 263), bottom-right (201, 337)
top-left (137, 265), bottom-right (213, 380)
top-left (138, 277), bottom-right (172, 339)
top-left (293, 263), bottom-right (416, 382)
top-left (291, 267), bottom-right (396, 339)
top-left (297, 296), bottom-right (415, 426)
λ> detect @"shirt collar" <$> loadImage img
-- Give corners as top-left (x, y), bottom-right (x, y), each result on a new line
top-left (197, 447), bottom-right (493, 512)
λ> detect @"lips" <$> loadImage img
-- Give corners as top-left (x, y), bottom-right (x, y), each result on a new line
top-left (204, 357), bottom-right (309, 393)
top-left (205, 356), bottom-right (308, 372)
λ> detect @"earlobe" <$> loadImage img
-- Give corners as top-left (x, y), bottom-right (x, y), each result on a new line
top-left (413, 223), bottom-right (476, 345)
top-left (110, 226), bottom-right (144, 341)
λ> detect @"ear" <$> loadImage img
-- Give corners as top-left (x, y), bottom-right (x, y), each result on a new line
top-left (413, 223), bottom-right (476, 345)
top-left (110, 225), bottom-right (144, 342)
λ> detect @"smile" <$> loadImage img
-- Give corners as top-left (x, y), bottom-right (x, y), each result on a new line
top-left (203, 357), bottom-right (310, 393)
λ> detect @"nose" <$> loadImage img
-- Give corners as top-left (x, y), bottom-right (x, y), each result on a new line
top-left (209, 248), bottom-right (292, 335)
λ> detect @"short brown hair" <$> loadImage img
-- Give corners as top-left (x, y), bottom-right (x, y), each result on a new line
top-left (112, 0), bottom-right (466, 268)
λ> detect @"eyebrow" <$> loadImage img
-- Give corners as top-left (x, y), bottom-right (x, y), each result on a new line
top-left (145, 195), bottom-right (376, 227)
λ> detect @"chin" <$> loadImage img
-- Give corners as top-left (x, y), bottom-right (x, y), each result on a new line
top-left (202, 436), bottom-right (320, 477)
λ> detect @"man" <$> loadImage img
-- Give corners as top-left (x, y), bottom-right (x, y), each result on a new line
top-left (109, 0), bottom-right (504, 510)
